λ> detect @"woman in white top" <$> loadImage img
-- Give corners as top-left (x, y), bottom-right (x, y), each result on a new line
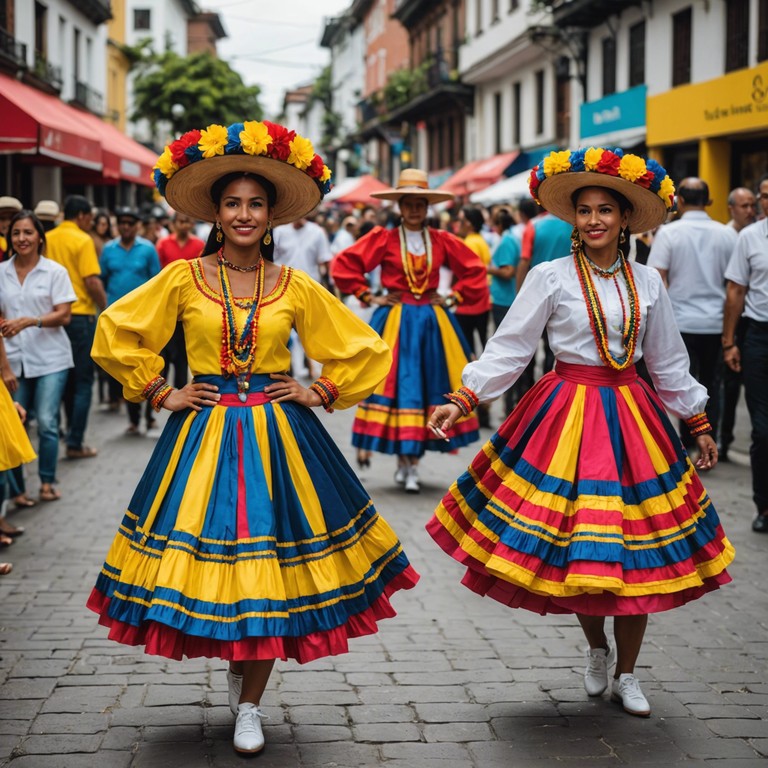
top-left (0, 210), bottom-right (76, 503)
top-left (426, 148), bottom-right (734, 718)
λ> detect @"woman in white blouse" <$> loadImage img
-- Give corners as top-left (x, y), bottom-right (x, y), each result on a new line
top-left (426, 149), bottom-right (734, 718)
top-left (0, 210), bottom-right (76, 503)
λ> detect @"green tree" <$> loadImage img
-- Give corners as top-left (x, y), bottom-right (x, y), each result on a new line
top-left (131, 49), bottom-right (263, 139)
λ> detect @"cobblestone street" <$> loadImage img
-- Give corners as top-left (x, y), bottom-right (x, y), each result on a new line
top-left (0, 398), bottom-right (766, 767)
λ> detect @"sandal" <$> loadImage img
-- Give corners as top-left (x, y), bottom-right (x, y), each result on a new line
top-left (13, 495), bottom-right (36, 509)
top-left (0, 534), bottom-right (13, 547)
top-left (125, 424), bottom-right (140, 435)
top-left (66, 445), bottom-right (98, 459)
top-left (0, 518), bottom-right (24, 536)
top-left (0, 563), bottom-right (12, 576)
top-left (39, 486), bottom-right (61, 502)
top-left (356, 449), bottom-right (371, 469)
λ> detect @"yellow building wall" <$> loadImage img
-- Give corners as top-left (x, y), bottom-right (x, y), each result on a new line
top-left (106, 0), bottom-right (130, 131)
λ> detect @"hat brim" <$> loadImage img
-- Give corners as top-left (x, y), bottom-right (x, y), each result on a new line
top-left (537, 172), bottom-right (668, 234)
top-left (370, 188), bottom-right (455, 204)
top-left (164, 154), bottom-right (322, 225)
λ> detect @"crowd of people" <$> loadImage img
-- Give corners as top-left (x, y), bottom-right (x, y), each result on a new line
top-left (0, 125), bottom-right (764, 751)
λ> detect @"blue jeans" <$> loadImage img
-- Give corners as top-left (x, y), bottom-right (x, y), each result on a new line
top-left (63, 315), bottom-right (96, 450)
top-left (14, 369), bottom-right (69, 485)
top-left (742, 320), bottom-right (768, 513)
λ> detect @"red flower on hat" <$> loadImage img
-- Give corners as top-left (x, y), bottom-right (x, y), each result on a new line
top-left (264, 121), bottom-right (296, 162)
top-left (596, 151), bottom-right (621, 176)
top-left (307, 154), bottom-right (324, 180)
top-left (634, 170), bottom-right (654, 189)
top-left (528, 166), bottom-right (542, 198)
top-left (169, 129), bottom-right (201, 168)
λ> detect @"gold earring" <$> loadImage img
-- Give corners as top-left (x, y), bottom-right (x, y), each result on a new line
top-left (263, 221), bottom-right (272, 246)
top-left (619, 229), bottom-right (627, 244)
top-left (215, 222), bottom-right (223, 243)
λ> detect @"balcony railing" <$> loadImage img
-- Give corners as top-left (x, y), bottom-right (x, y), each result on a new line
top-left (74, 79), bottom-right (104, 115)
top-left (0, 28), bottom-right (27, 68)
top-left (33, 53), bottom-right (63, 90)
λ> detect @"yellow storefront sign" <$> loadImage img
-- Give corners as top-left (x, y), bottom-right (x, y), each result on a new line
top-left (648, 63), bottom-right (768, 145)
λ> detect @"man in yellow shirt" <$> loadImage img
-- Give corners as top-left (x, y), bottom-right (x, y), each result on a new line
top-left (46, 195), bottom-right (107, 458)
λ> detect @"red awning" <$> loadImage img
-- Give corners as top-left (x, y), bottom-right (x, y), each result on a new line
top-left (324, 174), bottom-right (390, 205)
top-left (0, 72), bottom-right (102, 170)
top-left (75, 110), bottom-right (158, 187)
top-left (442, 151), bottom-right (519, 196)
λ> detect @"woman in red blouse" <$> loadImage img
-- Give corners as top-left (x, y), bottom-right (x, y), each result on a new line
top-left (332, 169), bottom-right (489, 493)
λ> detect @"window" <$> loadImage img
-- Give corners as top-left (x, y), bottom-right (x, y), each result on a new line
top-left (492, 0), bottom-right (500, 22)
top-left (672, 8), bottom-right (692, 86)
top-left (475, 0), bottom-right (482, 35)
top-left (512, 81), bottom-right (521, 145)
top-left (628, 21), bottom-right (645, 87)
top-left (535, 69), bottom-right (545, 135)
top-left (133, 8), bottom-right (151, 31)
top-left (760, 0), bottom-right (768, 61)
top-left (602, 36), bottom-right (616, 95)
top-left (725, 0), bottom-right (749, 71)
top-left (509, 0), bottom-right (519, 11)
top-left (494, 91), bottom-right (502, 153)
top-left (555, 57), bottom-right (570, 140)
top-left (73, 27), bottom-right (80, 80)
top-left (34, 1), bottom-right (47, 56)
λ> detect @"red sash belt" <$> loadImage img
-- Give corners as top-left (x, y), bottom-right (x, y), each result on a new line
top-left (554, 361), bottom-right (638, 386)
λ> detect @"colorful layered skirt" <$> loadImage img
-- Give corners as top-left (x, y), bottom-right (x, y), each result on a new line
top-left (427, 362), bottom-right (734, 616)
top-left (352, 301), bottom-right (480, 456)
top-left (0, 382), bottom-right (36, 472)
top-left (87, 374), bottom-right (419, 663)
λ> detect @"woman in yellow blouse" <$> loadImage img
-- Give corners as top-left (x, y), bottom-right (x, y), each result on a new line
top-left (86, 120), bottom-right (418, 755)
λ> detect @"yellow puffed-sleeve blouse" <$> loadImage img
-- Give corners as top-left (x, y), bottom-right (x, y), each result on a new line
top-left (92, 259), bottom-right (392, 410)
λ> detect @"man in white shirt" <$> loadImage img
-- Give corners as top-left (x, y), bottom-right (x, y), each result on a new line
top-left (648, 178), bottom-right (737, 448)
top-left (330, 216), bottom-right (358, 255)
top-left (723, 173), bottom-right (768, 533)
top-left (272, 216), bottom-right (333, 378)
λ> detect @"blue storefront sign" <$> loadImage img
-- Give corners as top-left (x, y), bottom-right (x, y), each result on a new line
top-left (580, 85), bottom-right (647, 140)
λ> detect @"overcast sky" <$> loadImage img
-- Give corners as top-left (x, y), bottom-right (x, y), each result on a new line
top-left (201, 1), bottom-right (352, 119)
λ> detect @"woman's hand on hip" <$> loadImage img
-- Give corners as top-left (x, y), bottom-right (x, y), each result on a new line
top-left (162, 382), bottom-right (220, 412)
top-left (694, 433), bottom-right (718, 470)
top-left (428, 403), bottom-right (463, 440)
top-left (370, 292), bottom-right (400, 307)
top-left (265, 373), bottom-right (323, 407)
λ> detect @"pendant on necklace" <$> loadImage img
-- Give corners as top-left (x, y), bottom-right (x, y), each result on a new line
top-left (236, 373), bottom-right (250, 403)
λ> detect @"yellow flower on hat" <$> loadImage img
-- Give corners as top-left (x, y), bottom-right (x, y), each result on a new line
top-left (198, 124), bottom-right (228, 158)
top-left (618, 154), bottom-right (647, 182)
top-left (658, 175), bottom-right (675, 206)
top-left (320, 165), bottom-right (332, 183)
top-left (584, 147), bottom-right (605, 171)
top-left (288, 135), bottom-right (315, 170)
top-left (240, 121), bottom-right (272, 156)
top-left (154, 147), bottom-right (179, 178)
top-left (543, 150), bottom-right (571, 177)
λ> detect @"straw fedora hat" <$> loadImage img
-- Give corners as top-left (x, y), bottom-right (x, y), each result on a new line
top-left (370, 168), bottom-right (454, 204)
top-left (154, 121), bottom-right (332, 226)
top-left (530, 148), bottom-right (674, 234)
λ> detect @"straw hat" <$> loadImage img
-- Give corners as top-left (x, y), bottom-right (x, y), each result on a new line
top-left (0, 196), bottom-right (22, 214)
top-left (529, 148), bottom-right (675, 234)
top-left (33, 200), bottom-right (60, 221)
top-left (153, 120), bottom-right (332, 226)
top-left (370, 168), bottom-right (454, 204)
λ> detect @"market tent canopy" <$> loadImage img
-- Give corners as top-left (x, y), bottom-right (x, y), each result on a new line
top-left (0, 72), bottom-right (102, 170)
top-left (324, 174), bottom-right (390, 205)
top-left (470, 169), bottom-right (534, 206)
top-left (442, 151), bottom-right (519, 196)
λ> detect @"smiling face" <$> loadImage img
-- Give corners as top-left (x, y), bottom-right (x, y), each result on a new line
top-left (574, 187), bottom-right (630, 260)
top-left (398, 196), bottom-right (429, 231)
top-left (10, 216), bottom-right (43, 258)
top-left (216, 176), bottom-right (272, 251)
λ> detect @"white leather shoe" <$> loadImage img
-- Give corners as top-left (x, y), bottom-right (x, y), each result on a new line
top-left (394, 465), bottom-right (407, 485)
top-left (234, 703), bottom-right (266, 753)
top-left (226, 668), bottom-right (242, 715)
top-left (611, 673), bottom-right (651, 717)
top-left (404, 466), bottom-right (420, 494)
top-left (583, 643), bottom-right (615, 696)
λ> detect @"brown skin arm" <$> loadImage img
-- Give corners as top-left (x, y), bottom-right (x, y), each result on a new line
top-left (515, 258), bottom-right (531, 294)
top-left (0, 302), bottom-right (72, 336)
top-left (722, 281), bottom-right (747, 372)
top-left (655, 267), bottom-right (669, 288)
top-left (84, 275), bottom-right (107, 312)
top-left (487, 264), bottom-right (515, 280)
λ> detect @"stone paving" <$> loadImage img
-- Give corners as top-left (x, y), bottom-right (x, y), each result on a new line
top-left (0, 396), bottom-right (766, 767)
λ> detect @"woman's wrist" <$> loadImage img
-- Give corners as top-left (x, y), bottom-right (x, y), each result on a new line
top-left (685, 412), bottom-right (712, 436)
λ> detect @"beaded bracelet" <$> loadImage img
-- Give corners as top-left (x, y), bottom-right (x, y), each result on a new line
top-left (444, 386), bottom-right (479, 416)
top-left (354, 287), bottom-right (372, 306)
top-left (310, 376), bottom-right (339, 413)
top-left (685, 412), bottom-right (712, 436)
top-left (142, 375), bottom-right (167, 402)
top-left (150, 384), bottom-right (174, 412)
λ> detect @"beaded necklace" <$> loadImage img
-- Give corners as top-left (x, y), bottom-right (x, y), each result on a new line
top-left (217, 248), bottom-right (265, 401)
top-left (398, 225), bottom-right (432, 299)
top-left (573, 245), bottom-right (640, 371)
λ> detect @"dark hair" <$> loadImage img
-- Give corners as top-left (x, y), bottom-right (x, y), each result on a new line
top-left (461, 206), bottom-right (485, 233)
top-left (757, 173), bottom-right (768, 191)
top-left (63, 195), bottom-right (92, 220)
top-left (678, 182), bottom-right (710, 207)
top-left (492, 208), bottom-right (514, 232)
top-left (8, 210), bottom-right (47, 255)
top-left (203, 172), bottom-right (277, 260)
top-left (358, 221), bottom-right (376, 239)
top-left (571, 185), bottom-right (633, 258)
top-left (518, 198), bottom-right (540, 221)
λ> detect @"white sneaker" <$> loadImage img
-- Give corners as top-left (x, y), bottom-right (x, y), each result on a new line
top-left (234, 703), bottom-right (266, 753)
top-left (584, 643), bottom-right (615, 697)
top-left (611, 673), bottom-right (651, 717)
top-left (405, 466), bottom-right (420, 494)
top-left (226, 668), bottom-right (242, 715)
top-left (394, 465), bottom-right (407, 485)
